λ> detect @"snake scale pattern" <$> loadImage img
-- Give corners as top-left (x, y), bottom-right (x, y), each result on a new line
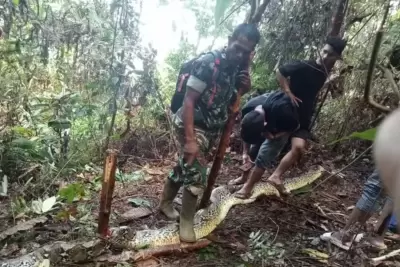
top-left (130, 166), bottom-right (325, 249)
top-left (1, 166), bottom-right (325, 266)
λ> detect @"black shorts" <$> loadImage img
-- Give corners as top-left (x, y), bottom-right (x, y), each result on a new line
top-left (291, 128), bottom-right (311, 140)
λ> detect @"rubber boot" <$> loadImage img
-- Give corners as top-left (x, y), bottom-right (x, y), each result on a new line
top-left (179, 188), bottom-right (198, 243)
top-left (159, 179), bottom-right (180, 220)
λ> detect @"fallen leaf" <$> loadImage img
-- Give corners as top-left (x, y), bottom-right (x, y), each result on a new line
top-left (144, 168), bottom-right (163, 176)
top-left (41, 196), bottom-right (57, 213)
top-left (37, 259), bottom-right (50, 267)
top-left (302, 248), bottom-right (329, 263)
top-left (0, 216), bottom-right (47, 241)
top-left (31, 199), bottom-right (43, 214)
top-left (120, 207), bottom-right (152, 221)
top-left (0, 243), bottom-right (19, 256)
top-left (128, 198), bottom-right (151, 208)
top-left (95, 250), bottom-right (135, 262)
top-left (137, 259), bottom-right (159, 267)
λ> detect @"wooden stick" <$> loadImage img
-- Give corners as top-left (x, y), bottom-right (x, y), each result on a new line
top-left (370, 248), bottom-right (400, 263)
top-left (199, 88), bottom-right (244, 209)
top-left (98, 149), bottom-right (118, 237)
top-left (199, 51), bottom-right (254, 209)
top-left (133, 239), bottom-right (211, 261)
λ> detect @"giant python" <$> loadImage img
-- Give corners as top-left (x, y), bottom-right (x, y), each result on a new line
top-left (1, 166), bottom-right (325, 266)
top-left (130, 165), bottom-right (325, 249)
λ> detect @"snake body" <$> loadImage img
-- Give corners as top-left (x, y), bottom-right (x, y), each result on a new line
top-left (130, 166), bottom-right (325, 249)
top-left (1, 167), bottom-right (325, 266)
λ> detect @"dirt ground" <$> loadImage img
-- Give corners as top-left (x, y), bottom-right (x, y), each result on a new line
top-left (106, 139), bottom-right (399, 267)
top-left (1, 134), bottom-right (400, 267)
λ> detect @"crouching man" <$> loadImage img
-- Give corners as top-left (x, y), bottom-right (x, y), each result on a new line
top-left (228, 90), bottom-right (300, 198)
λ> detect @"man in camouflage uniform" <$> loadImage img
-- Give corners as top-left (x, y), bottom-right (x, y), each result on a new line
top-left (159, 23), bottom-right (261, 243)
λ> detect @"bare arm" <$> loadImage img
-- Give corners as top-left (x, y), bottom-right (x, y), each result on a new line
top-left (243, 141), bottom-right (250, 155)
top-left (276, 65), bottom-right (302, 106)
top-left (276, 69), bottom-right (291, 94)
top-left (182, 88), bottom-right (201, 143)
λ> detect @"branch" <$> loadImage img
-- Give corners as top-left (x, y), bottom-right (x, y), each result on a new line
top-left (363, 2), bottom-right (391, 113)
top-left (370, 248), bottom-right (400, 263)
top-left (377, 64), bottom-right (400, 101)
top-left (346, 12), bottom-right (373, 28)
top-left (249, 0), bottom-right (271, 24)
top-left (312, 145), bottom-right (372, 190)
top-left (328, 0), bottom-right (349, 37)
top-left (98, 150), bottom-right (118, 237)
top-left (133, 239), bottom-right (211, 261)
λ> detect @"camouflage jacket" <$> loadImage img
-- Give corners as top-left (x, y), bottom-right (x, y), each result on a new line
top-left (173, 49), bottom-right (239, 132)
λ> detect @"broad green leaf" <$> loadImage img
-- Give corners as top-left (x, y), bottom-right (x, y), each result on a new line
top-left (11, 126), bottom-right (34, 137)
top-left (11, 138), bottom-right (36, 150)
top-left (41, 196), bottom-right (57, 213)
top-left (215, 0), bottom-right (234, 26)
top-left (58, 183), bottom-right (85, 203)
top-left (348, 128), bottom-right (377, 141)
top-left (128, 198), bottom-right (151, 208)
top-left (329, 128), bottom-right (377, 145)
top-left (48, 119), bottom-right (71, 130)
top-left (12, 0), bottom-right (19, 6)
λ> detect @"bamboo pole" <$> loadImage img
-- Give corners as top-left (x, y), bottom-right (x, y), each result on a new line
top-left (98, 149), bottom-right (118, 237)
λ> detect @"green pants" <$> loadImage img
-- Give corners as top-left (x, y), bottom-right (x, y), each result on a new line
top-left (168, 115), bottom-right (221, 195)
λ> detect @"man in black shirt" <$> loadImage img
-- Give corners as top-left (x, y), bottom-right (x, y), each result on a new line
top-left (228, 91), bottom-right (299, 187)
top-left (235, 36), bottom-right (346, 198)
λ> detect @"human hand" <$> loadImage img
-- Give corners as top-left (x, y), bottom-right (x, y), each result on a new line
top-left (236, 70), bottom-right (251, 93)
top-left (183, 139), bottom-right (199, 165)
top-left (286, 91), bottom-right (302, 107)
top-left (242, 153), bottom-right (251, 165)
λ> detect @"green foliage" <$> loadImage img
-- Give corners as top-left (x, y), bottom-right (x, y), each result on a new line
top-left (58, 182), bottom-right (86, 204)
top-left (241, 231), bottom-right (286, 265)
top-left (329, 127), bottom-right (377, 145)
top-left (197, 244), bottom-right (218, 261)
top-left (214, 0), bottom-right (234, 26)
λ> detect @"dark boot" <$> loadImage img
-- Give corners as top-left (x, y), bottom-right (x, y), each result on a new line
top-left (179, 188), bottom-right (198, 242)
top-left (159, 179), bottom-right (180, 220)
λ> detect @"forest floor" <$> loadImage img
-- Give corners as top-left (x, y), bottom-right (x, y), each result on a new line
top-left (1, 132), bottom-right (400, 267)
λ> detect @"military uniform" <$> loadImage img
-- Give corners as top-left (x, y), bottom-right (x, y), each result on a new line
top-left (169, 50), bottom-right (238, 195)
top-left (159, 48), bottom-right (240, 243)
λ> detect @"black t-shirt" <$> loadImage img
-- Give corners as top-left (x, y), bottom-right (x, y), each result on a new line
top-left (241, 93), bottom-right (269, 118)
top-left (278, 60), bottom-right (327, 129)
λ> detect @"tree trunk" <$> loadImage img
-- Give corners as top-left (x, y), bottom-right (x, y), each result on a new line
top-left (328, 0), bottom-right (349, 37)
top-left (310, 0), bottom-right (349, 130)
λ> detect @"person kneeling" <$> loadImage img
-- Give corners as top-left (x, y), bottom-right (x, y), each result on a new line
top-left (228, 91), bottom-right (300, 198)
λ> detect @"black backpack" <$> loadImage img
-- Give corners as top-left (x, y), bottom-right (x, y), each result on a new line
top-left (170, 50), bottom-right (222, 114)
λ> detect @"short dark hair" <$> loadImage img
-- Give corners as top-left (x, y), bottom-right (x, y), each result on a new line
top-left (240, 91), bottom-right (299, 144)
top-left (240, 110), bottom-right (265, 144)
top-left (326, 36), bottom-right (347, 56)
top-left (232, 23), bottom-right (261, 45)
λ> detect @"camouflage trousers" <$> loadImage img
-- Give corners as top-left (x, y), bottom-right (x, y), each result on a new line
top-left (168, 115), bottom-right (221, 196)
